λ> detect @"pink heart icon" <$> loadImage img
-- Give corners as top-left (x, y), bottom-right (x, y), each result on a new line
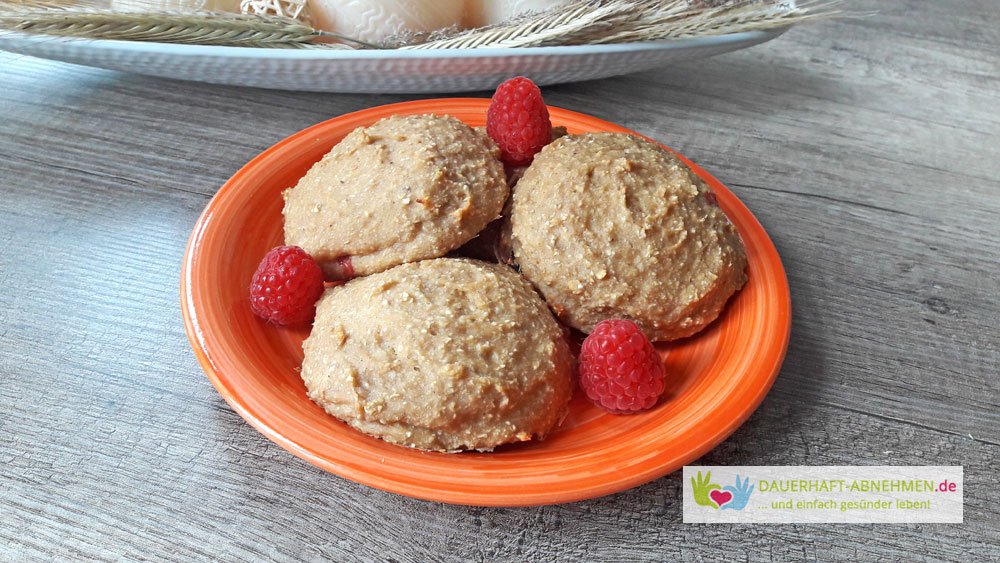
top-left (710, 489), bottom-right (733, 508)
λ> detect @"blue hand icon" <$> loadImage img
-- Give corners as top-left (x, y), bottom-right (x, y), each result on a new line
top-left (720, 474), bottom-right (754, 510)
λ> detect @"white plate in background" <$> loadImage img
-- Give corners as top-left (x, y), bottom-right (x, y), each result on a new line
top-left (0, 28), bottom-right (786, 93)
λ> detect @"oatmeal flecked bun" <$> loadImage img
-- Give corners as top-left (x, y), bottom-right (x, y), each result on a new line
top-left (283, 115), bottom-right (508, 279)
top-left (300, 258), bottom-right (574, 452)
top-left (510, 133), bottom-right (748, 341)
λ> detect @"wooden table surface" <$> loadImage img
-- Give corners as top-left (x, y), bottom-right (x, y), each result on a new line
top-left (2, 2), bottom-right (998, 560)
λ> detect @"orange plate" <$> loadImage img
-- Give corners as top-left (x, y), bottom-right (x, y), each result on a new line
top-left (181, 99), bottom-right (791, 506)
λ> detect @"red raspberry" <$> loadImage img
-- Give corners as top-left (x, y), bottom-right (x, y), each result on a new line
top-left (249, 246), bottom-right (325, 326)
top-left (578, 320), bottom-right (666, 413)
top-left (486, 76), bottom-right (552, 167)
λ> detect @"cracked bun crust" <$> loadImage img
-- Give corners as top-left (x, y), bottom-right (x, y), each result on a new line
top-left (300, 258), bottom-right (573, 452)
top-left (283, 115), bottom-right (508, 279)
top-left (510, 133), bottom-right (748, 341)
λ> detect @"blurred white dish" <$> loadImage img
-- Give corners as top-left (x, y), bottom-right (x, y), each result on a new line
top-left (309, 0), bottom-right (464, 45)
top-left (0, 29), bottom-right (786, 93)
top-left (465, 0), bottom-right (573, 27)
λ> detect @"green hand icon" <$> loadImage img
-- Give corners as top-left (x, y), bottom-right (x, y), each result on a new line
top-left (691, 471), bottom-right (721, 509)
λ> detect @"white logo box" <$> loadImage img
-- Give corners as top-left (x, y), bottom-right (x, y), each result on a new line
top-left (682, 466), bottom-right (963, 523)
